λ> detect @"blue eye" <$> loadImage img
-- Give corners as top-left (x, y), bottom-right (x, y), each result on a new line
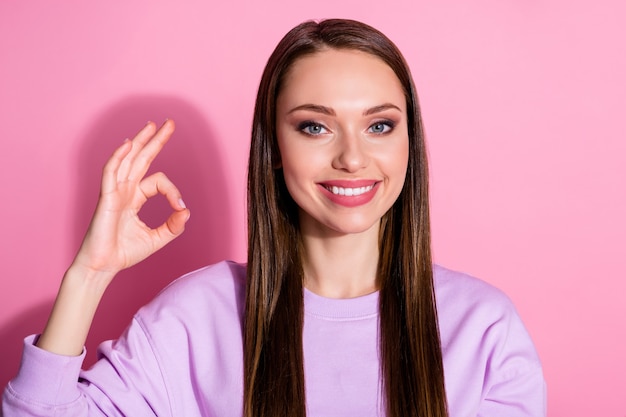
top-left (299, 122), bottom-right (328, 136)
top-left (368, 121), bottom-right (394, 134)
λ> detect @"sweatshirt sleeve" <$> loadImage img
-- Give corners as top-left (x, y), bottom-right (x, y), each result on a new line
top-left (435, 265), bottom-right (547, 417)
top-left (475, 294), bottom-right (547, 417)
top-left (477, 365), bottom-right (546, 417)
top-left (3, 335), bottom-right (87, 416)
top-left (3, 316), bottom-right (171, 417)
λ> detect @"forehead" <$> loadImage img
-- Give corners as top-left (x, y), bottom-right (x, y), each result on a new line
top-left (278, 49), bottom-right (406, 111)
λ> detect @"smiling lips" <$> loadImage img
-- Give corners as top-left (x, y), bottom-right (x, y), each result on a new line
top-left (318, 180), bottom-right (380, 207)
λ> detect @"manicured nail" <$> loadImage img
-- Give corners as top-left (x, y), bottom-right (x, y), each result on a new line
top-left (178, 198), bottom-right (187, 209)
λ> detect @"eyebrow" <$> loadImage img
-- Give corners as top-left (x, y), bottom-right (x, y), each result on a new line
top-left (287, 103), bottom-right (402, 116)
top-left (287, 104), bottom-right (335, 116)
top-left (363, 103), bottom-right (402, 116)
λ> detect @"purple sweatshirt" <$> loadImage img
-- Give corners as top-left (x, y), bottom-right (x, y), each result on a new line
top-left (2, 261), bottom-right (546, 416)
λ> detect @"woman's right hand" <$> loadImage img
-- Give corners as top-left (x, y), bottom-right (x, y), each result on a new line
top-left (71, 119), bottom-right (190, 283)
top-left (37, 120), bottom-right (190, 356)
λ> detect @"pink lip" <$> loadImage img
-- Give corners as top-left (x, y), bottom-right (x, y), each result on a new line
top-left (317, 179), bottom-right (380, 208)
top-left (320, 179), bottom-right (378, 188)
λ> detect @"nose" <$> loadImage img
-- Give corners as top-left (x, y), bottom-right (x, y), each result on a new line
top-left (331, 131), bottom-right (369, 172)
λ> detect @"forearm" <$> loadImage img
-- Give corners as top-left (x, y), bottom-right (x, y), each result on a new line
top-left (36, 265), bottom-right (115, 356)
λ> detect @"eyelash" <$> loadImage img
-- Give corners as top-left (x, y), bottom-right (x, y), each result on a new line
top-left (368, 120), bottom-right (395, 134)
top-left (297, 120), bottom-right (396, 136)
top-left (298, 121), bottom-right (328, 136)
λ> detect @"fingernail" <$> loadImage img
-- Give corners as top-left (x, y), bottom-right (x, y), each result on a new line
top-left (178, 198), bottom-right (187, 209)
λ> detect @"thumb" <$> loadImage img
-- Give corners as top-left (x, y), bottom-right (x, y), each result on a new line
top-left (165, 208), bottom-right (191, 237)
top-left (152, 208), bottom-right (190, 250)
top-left (167, 207), bottom-right (191, 237)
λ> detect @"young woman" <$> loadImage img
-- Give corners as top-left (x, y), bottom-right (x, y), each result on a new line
top-left (2, 19), bottom-right (545, 417)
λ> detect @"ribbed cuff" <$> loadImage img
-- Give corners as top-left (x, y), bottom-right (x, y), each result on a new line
top-left (9, 335), bottom-right (86, 406)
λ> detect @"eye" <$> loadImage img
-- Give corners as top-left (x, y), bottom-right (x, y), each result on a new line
top-left (298, 121), bottom-right (328, 136)
top-left (368, 121), bottom-right (394, 134)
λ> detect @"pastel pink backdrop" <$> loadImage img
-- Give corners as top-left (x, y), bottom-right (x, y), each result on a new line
top-left (1, 1), bottom-right (624, 416)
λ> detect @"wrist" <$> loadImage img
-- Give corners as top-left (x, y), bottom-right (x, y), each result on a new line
top-left (64, 261), bottom-right (118, 292)
top-left (36, 265), bottom-right (117, 356)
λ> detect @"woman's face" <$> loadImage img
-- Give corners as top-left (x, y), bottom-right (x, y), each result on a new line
top-left (276, 48), bottom-right (409, 237)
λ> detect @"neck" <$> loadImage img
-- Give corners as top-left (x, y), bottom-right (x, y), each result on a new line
top-left (300, 221), bottom-right (380, 299)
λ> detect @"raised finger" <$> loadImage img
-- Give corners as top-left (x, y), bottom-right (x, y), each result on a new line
top-left (101, 139), bottom-right (132, 194)
top-left (117, 121), bottom-right (158, 180)
top-left (127, 119), bottom-right (176, 182)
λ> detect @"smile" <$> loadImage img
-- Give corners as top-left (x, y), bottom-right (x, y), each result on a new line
top-left (323, 184), bottom-right (374, 196)
top-left (317, 180), bottom-right (380, 208)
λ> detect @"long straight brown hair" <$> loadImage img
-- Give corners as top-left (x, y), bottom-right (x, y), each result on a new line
top-left (245, 19), bottom-right (448, 417)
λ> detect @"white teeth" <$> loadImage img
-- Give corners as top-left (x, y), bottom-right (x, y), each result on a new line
top-left (328, 185), bottom-right (374, 196)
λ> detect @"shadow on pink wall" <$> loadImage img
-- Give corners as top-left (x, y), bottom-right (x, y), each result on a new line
top-left (0, 96), bottom-right (232, 383)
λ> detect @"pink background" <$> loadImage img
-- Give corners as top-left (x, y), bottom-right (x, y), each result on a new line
top-left (1, 1), bottom-right (624, 415)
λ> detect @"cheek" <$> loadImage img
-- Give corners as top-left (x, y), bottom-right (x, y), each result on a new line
top-left (276, 134), bottom-right (310, 195)
top-left (277, 130), bottom-right (325, 185)
top-left (277, 134), bottom-right (296, 182)
top-left (383, 138), bottom-right (410, 182)
top-left (382, 140), bottom-right (410, 205)
top-left (280, 150), bottom-right (319, 192)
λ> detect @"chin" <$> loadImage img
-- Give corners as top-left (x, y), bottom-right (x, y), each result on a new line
top-left (310, 217), bottom-right (381, 237)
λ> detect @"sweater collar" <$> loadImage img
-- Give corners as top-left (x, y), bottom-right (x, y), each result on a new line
top-left (303, 287), bottom-right (379, 319)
